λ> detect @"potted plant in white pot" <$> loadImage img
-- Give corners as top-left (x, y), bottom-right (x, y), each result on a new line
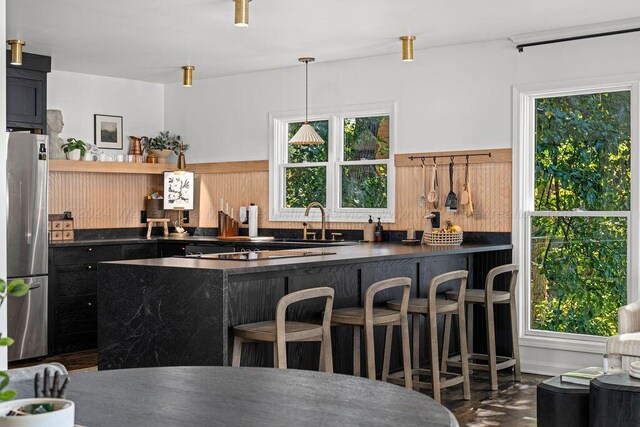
top-left (61, 138), bottom-right (88, 161)
top-left (0, 279), bottom-right (75, 426)
top-left (142, 131), bottom-right (187, 164)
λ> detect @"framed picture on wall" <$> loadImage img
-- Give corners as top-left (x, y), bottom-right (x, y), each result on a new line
top-left (163, 171), bottom-right (195, 210)
top-left (94, 114), bottom-right (123, 149)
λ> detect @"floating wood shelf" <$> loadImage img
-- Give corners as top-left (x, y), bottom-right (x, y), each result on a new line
top-left (49, 160), bottom-right (176, 174)
top-left (48, 160), bottom-right (269, 175)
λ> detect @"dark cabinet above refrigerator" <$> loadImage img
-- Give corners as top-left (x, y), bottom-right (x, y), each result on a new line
top-left (6, 51), bottom-right (51, 132)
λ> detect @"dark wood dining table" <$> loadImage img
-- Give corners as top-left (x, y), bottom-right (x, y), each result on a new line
top-left (13, 366), bottom-right (457, 426)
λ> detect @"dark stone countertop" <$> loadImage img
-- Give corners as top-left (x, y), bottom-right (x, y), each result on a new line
top-left (101, 242), bottom-right (512, 274)
top-left (49, 237), bottom-right (156, 247)
top-left (49, 235), bottom-right (358, 248)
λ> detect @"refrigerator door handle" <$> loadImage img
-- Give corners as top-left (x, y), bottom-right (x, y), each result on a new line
top-left (28, 283), bottom-right (41, 290)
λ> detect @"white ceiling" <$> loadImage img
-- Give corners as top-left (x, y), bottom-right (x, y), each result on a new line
top-left (7, 0), bottom-right (640, 83)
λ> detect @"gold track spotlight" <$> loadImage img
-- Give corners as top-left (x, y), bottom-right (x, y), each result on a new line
top-left (399, 36), bottom-right (416, 62)
top-left (234, 0), bottom-right (252, 27)
top-left (182, 66), bottom-right (195, 87)
top-left (7, 40), bottom-right (26, 65)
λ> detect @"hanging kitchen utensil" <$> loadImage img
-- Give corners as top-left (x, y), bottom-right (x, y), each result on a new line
top-left (433, 165), bottom-right (439, 209)
top-left (427, 162), bottom-right (438, 205)
top-left (445, 158), bottom-right (458, 211)
top-left (418, 162), bottom-right (427, 207)
top-left (465, 165), bottom-right (474, 218)
top-left (460, 157), bottom-right (470, 205)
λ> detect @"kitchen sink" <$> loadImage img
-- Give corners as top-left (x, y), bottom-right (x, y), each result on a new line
top-left (185, 250), bottom-right (336, 261)
top-left (274, 238), bottom-right (351, 244)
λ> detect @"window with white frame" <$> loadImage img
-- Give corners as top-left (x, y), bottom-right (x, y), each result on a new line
top-left (269, 103), bottom-right (395, 222)
top-left (515, 82), bottom-right (638, 348)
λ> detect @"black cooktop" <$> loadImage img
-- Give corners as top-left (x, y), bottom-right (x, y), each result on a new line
top-left (186, 250), bottom-right (336, 261)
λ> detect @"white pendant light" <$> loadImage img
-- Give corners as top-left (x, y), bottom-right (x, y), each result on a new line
top-left (289, 57), bottom-right (324, 145)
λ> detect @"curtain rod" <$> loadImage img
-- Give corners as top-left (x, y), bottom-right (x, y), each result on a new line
top-left (516, 27), bottom-right (640, 52)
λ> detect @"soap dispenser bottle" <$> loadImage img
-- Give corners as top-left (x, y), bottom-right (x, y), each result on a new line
top-left (364, 215), bottom-right (376, 242)
top-left (374, 217), bottom-right (384, 242)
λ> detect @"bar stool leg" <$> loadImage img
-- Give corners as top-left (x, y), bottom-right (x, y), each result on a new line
top-left (486, 301), bottom-right (498, 391)
top-left (353, 327), bottom-right (361, 376)
top-left (382, 325), bottom-right (393, 381)
top-left (365, 321), bottom-right (376, 380)
top-left (412, 314), bottom-right (420, 383)
top-left (324, 322), bottom-right (334, 374)
top-left (400, 313), bottom-right (413, 389)
top-left (441, 313), bottom-right (452, 373)
top-left (429, 311), bottom-right (441, 402)
top-left (273, 342), bottom-right (278, 368)
top-left (458, 305), bottom-right (471, 400)
top-left (276, 337), bottom-right (287, 369)
top-left (319, 340), bottom-right (325, 373)
top-left (510, 299), bottom-right (522, 382)
top-left (232, 336), bottom-right (243, 367)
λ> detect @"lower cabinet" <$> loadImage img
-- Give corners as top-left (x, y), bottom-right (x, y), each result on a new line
top-left (49, 243), bottom-right (157, 355)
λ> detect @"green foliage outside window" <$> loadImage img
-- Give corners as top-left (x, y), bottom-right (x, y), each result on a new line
top-left (285, 116), bottom-right (390, 209)
top-left (532, 91), bottom-right (630, 337)
top-left (286, 121), bottom-right (328, 208)
top-left (341, 116), bottom-right (389, 208)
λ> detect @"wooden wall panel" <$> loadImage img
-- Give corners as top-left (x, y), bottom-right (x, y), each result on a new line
top-left (50, 150), bottom-right (511, 232)
top-left (50, 172), bottom-right (161, 229)
top-left (197, 160), bottom-right (511, 232)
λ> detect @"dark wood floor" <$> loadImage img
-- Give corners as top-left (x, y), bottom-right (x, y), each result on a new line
top-left (11, 351), bottom-right (547, 426)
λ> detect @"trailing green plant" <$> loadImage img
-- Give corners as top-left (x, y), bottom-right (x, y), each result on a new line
top-left (62, 138), bottom-right (89, 158)
top-left (0, 278), bottom-right (30, 401)
top-left (142, 131), bottom-right (188, 155)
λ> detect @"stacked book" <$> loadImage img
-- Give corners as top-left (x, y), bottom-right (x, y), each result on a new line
top-left (560, 367), bottom-right (604, 386)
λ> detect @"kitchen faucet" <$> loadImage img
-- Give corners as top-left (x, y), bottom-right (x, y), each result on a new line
top-left (304, 202), bottom-right (326, 240)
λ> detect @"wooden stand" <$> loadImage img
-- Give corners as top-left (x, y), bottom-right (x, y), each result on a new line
top-left (146, 218), bottom-right (170, 239)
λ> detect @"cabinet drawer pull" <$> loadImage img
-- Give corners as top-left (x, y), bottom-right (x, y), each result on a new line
top-left (87, 247), bottom-right (93, 252)
top-left (87, 302), bottom-right (93, 307)
top-left (87, 265), bottom-right (93, 270)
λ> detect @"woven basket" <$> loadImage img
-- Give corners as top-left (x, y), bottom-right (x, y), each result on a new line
top-left (422, 231), bottom-right (463, 246)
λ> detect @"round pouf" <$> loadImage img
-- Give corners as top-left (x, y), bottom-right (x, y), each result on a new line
top-left (590, 373), bottom-right (640, 427)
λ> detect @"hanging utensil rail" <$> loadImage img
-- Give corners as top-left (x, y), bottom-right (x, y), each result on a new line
top-left (408, 152), bottom-right (492, 166)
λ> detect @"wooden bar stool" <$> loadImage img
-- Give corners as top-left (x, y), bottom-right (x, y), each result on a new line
top-left (232, 287), bottom-right (334, 372)
top-left (331, 277), bottom-right (413, 389)
top-left (442, 264), bottom-right (520, 391)
top-left (385, 270), bottom-right (471, 402)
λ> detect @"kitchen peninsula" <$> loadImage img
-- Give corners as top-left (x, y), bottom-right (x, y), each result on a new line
top-left (97, 242), bottom-right (511, 374)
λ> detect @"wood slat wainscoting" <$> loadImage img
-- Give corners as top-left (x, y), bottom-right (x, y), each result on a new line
top-left (198, 149), bottom-right (511, 232)
top-left (49, 149), bottom-right (511, 232)
top-left (49, 172), bottom-right (200, 229)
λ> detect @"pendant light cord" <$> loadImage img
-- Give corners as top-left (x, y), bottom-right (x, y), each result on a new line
top-left (305, 60), bottom-right (309, 123)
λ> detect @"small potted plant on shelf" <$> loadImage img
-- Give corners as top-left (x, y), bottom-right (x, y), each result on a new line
top-left (0, 279), bottom-right (75, 426)
top-left (142, 131), bottom-right (188, 164)
top-left (61, 138), bottom-right (89, 161)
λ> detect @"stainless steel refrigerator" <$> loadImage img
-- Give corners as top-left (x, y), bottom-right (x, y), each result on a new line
top-left (6, 133), bottom-right (48, 361)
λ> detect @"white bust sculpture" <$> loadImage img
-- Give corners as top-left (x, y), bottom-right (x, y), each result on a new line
top-left (47, 109), bottom-right (66, 159)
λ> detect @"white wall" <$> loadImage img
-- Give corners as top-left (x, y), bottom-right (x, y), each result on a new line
top-left (165, 31), bottom-right (640, 162)
top-left (165, 39), bottom-right (518, 161)
top-left (47, 71), bottom-right (164, 155)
